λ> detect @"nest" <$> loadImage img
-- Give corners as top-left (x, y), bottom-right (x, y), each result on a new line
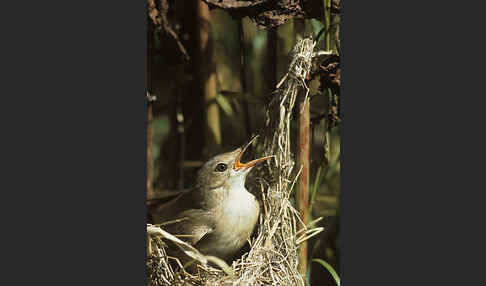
top-left (147, 37), bottom-right (324, 286)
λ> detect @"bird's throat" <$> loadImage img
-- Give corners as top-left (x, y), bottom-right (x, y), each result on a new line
top-left (227, 171), bottom-right (247, 193)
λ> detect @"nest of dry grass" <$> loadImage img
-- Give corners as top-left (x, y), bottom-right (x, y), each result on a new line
top-left (147, 37), bottom-right (324, 286)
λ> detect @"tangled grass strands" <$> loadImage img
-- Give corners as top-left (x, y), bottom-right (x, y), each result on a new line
top-left (295, 227), bottom-right (325, 245)
top-left (147, 224), bottom-right (208, 266)
top-left (147, 230), bottom-right (176, 286)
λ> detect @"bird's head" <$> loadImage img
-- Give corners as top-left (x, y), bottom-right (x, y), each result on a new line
top-left (194, 136), bottom-right (273, 208)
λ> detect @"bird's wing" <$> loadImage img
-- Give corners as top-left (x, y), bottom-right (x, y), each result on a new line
top-left (150, 189), bottom-right (215, 246)
top-left (150, 189), bottom-right (193, 224)
top-left (163, 208), bottom-right (215, 245)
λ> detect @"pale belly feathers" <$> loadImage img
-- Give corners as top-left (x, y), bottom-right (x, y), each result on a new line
top-left (200, 187), bottom-right (259, 259)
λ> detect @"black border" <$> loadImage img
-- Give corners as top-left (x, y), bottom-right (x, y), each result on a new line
top-left (2, 0), bottom-right (484, 284)
top-left (2, 0), bottom-right (147, 284)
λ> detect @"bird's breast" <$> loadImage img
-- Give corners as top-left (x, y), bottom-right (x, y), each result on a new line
top-left (203, 188), bottom-right (259, 259)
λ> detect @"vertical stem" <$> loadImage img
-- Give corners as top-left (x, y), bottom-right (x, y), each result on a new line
top-left (183, 0), bottom-right (204, 165)
top-left (199, 1), bottom-right (221, 156)
top-left (297, 95), bottom-right (310, 277)
top-left (294, 18), bottom-right (309, 278)
top-left (239, 20), bottom-right (251, 137)
top-left (166, 78), bottom-right (178, 189)
top-left (176, 86), bottom-right (185, 190)
top-left (325, 89), bottom-right (332, 165)
top-left (267, 27), bottom-right (277, 90)
top-left (147, 98), bottom-right (154, 198)
top-left (324, 0), bottom-right (332, 165)
top-left (146, 20), bottom-right (154, 199)
top-left (324, 0), bottom-right (331, 50)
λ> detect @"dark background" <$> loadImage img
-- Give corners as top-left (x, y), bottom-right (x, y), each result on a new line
top-left (1, 0), bottom-right (485, 285)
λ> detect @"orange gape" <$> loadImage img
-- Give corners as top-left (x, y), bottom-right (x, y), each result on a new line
top-left (233, 136), bottom-right (273, 171)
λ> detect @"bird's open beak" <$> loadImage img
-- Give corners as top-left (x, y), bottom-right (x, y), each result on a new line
top-left (233, 136), bottom-right (273, 171)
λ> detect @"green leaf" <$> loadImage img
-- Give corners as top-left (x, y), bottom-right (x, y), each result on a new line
top-left (312, 259), bottom-right (340, 286)
top-left (216, 94), bottom-right (234, 117)
top-left (309, 165), bottom-right (326, 215)
top-left (309, 166), bottom-right (322, 215)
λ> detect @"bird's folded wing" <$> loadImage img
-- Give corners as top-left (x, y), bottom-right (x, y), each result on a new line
top-left (163, 208), bottom-right (215, 246)
top-left (150, 189), bottom-right (192, 224)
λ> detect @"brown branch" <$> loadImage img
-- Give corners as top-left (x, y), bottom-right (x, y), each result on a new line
top-left (159, 0), bottom-right (189, 61)
top-left (146, 92), bottom-right (155, 199)
top-left (296, 95), bottom-right (310, 277)
top-left (295, 18), bottom-right (309, 278)
top-left (148, 0), bottom-right (189, 61)
top-left (146, 18), bottom-right (155, 200)
top-left (202, 0), bottom-right (339, 28)
top-left (204, 0), bottom-right (267, 9)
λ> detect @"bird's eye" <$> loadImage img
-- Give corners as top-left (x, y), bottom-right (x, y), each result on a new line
top-left (215, 163), bottom-right (227, 172)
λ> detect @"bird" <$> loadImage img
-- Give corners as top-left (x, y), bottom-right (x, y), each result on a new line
top-left (151, 136), bottom-right (272, 264)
